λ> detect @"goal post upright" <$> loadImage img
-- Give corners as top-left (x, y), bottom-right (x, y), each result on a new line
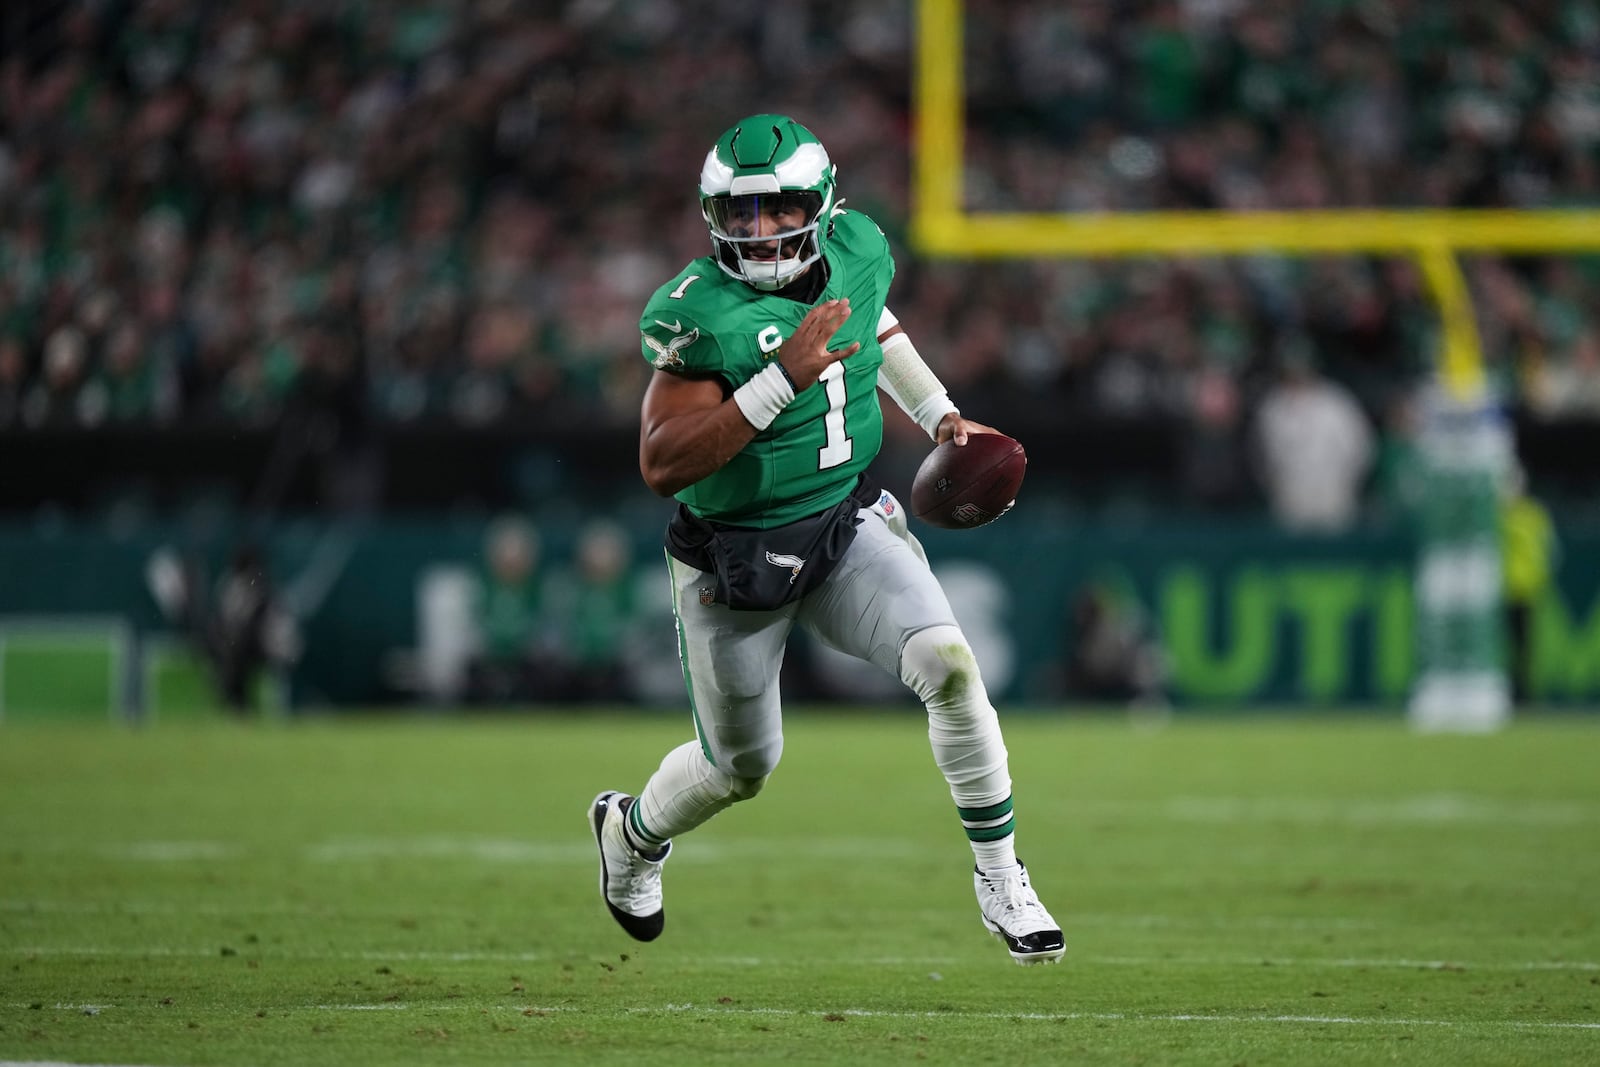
top-left (909, 0), bottom-right (1600, 728)
top-left (911, 0), bottom-right (966, 249)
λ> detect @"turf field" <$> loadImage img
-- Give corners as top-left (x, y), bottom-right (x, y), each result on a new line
top-left (1, 711), bottom-right (1598, 1066)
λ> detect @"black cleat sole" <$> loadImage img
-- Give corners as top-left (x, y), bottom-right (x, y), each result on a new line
top-left (983, 920), bottom-right (1066, 965)
top-left (589, 791), bottom-right (664, 942)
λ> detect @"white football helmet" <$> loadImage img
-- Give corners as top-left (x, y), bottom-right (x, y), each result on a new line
top-left (699, 114), bottom-right (838, 291)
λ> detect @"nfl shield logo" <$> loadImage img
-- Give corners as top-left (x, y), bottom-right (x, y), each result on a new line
top-left (878, 490), bottom-right (895, 516)
top-left (699, 587), bottom-right (715, 606)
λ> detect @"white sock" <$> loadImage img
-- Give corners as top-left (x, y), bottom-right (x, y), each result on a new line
top-left (630, 740), bottom-right (751, 849)
top-left (972, 839), bottom-right (1019, 873)
top-left (900, 626), bottom-right (1019, 871)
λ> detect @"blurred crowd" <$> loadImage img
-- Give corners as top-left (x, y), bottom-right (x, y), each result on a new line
top-left (2, 0), bottom-right (1597, 471)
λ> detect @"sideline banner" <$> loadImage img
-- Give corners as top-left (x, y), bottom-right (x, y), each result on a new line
top-left (3, 514), bottom-right (1600, 708)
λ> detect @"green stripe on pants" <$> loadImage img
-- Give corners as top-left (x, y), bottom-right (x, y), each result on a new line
top-left (666, 550), bottom-right (715, 767)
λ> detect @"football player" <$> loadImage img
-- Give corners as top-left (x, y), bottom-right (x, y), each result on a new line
top-left (588, 115), bottom-right (1063, 965)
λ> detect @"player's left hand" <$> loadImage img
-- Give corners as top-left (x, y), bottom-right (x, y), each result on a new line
top-left (935, 412), bottom-right (1000, 446)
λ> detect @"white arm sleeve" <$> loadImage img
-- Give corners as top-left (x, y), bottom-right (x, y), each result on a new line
top-left (876, 319), bottom-right (958, 439)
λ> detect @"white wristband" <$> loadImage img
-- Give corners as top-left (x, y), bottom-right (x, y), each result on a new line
top-left (878, 331), bottom-right (956, 438)
top-left (907, 392), bottom-right (958, 438)
top-left (733, 363), bottom-right (796, 431)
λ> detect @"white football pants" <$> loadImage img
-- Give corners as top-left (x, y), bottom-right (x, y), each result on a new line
top-left (631, 489), bottom-right (1013, 842)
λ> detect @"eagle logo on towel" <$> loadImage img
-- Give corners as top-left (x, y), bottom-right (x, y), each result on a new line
top-left (765, 552), bottom-right (806, 585)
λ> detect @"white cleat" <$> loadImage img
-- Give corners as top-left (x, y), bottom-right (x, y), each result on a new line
top-left (974, 861), bottom-right (1065, 966)
top-left (588, 790), bottom-right (670, 942)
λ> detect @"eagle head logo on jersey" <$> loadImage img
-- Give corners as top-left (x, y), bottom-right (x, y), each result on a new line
top-left (643, 327), bottom-right (701, 370)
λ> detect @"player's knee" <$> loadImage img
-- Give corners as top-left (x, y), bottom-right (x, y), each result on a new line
top-left (705, 764), bottom-right (770, 804)
top-left (900, 625), bottom-right (980, 707)
top-left (726, 740), bottom-right (780, 784)
top-left (713, 731), bottom-right (781, 800)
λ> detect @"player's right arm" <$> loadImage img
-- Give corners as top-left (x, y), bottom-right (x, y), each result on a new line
top-left (638, 373), bottom-right (759, 497)
top-left (638, 299), bottom-right (860, 497)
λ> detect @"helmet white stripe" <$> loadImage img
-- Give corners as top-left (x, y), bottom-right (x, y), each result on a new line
top-left (700, 152), bottom-right (735, 195)
top-left (773, 142), bottom-right (830, 187)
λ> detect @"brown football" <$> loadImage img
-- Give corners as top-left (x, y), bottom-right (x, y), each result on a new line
top-left (909, 432), bottom-right (1027, 529)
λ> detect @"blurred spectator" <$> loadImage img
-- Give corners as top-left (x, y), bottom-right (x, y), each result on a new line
top-left (209, 543), bottom-right (300, 711)
top-left (1179, 364), bottom-right (1256, 511)
top-left (465, 514), bottom-right (561, 705)
top-left (1500, 463), bottom-right (1559, 705)
top-left (91, 319), bottom-right (180, 423)
top-left (547, 519), bottom-right (640, 705)
top-left (23, 325), bottom-right (93, 427)
top-left (0, 0), bottom-right (1593, 516)
top-left (1062, 578), bottom-right (1167, 708)
top-left (146, 541), bottom-right (302, 713)
top-left (0, 335), bottom-right (27, 427)
top-left (1254, 340), bottom-right (1375, 532)
top-left (1371, 387), bottom-right (1429, 524)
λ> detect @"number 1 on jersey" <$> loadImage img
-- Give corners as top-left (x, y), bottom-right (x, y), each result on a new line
top-left (817, 362), bottom-right (852, 469)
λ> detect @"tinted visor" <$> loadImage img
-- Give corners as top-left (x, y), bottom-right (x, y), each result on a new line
top-left (705, 191), bottom-right (823, 246)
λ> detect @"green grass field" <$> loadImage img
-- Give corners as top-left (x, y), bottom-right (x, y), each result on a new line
top-left (2, 711), bottom-right (1598, 1065)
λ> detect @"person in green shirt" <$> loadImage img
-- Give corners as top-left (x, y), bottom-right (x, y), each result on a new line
top-left (547, 520), bottom-right (640, 704)
top-left (586, 115), bottom-right (1062, 966)
top-left (467, 516), bottom-right (559, 705)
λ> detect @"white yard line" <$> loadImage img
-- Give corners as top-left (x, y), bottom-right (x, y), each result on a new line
top-left (1162, 794), bottom-right (1600, 827)
top-left (0, 900), bottom-right (1383, 931)
top-left (302, 836), bottom-right (923, 863)
top-left (10, 836), bottom-right (924, 865)
top-left (15, 1002), bottom-right (1592, 1033)
top-left (620, 1003), bottom-right (1600, 1030)
top-left (16, 794), bottom-right (1600, 874)
top-left (313, 1003), bottom-right (407, 1011)
top-left (6, 945), bottom-right (1597, 971)
top-left (1090, 954), bottom-right (1600, 971)
top-left (100, 841), bottom-right (241, 862)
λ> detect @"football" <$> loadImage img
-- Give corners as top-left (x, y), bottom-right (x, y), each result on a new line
top-left (909, 432), bottom-right (1027, 529)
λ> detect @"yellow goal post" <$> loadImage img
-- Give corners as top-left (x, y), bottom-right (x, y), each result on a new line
top-left (911, 0), bottom-right (1600, 401)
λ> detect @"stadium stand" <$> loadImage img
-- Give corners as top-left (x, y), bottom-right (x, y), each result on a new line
top-left (0, 0), bottom-right (1596, 522)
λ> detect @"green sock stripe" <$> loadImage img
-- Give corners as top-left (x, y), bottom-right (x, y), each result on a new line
top-left (958, 798), bottom-right (1013, 822)
top-left (965, 818), bottom-right (1016, 843)
top-left (666, 550), bottom-right (715, 767)
top-left (629, 802), bottom-right (667, 847)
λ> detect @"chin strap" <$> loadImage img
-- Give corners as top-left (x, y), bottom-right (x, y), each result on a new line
top-left (742, 255), bottom-right (809, 291)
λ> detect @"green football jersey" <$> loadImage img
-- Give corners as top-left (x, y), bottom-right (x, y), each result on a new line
top-left (639, 209), bottom-right (895, 528)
